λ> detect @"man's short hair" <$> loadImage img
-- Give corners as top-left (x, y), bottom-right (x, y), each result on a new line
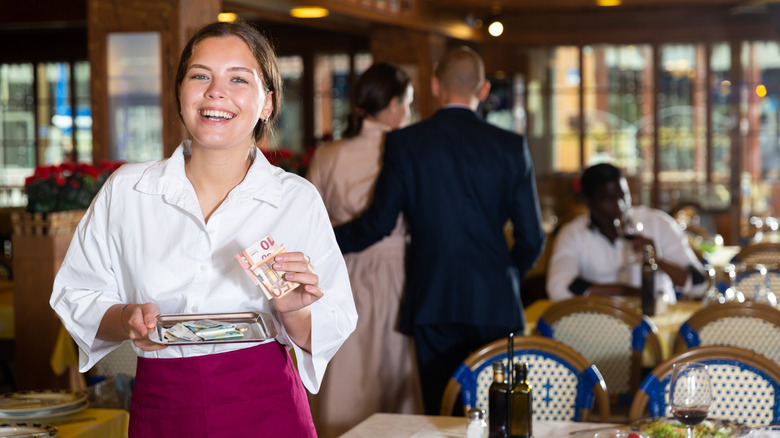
top-left (433, 46), bottom-right (484, 97)
top-left (580, 163), bottom-right (622, 199)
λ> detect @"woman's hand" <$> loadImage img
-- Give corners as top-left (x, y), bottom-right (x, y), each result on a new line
top-left (272, 251), bottom-right (324, 314)
top-left (121, 302), bottom-right (167, 351)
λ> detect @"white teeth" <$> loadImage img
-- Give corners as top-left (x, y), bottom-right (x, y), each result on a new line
top-left (200, 109), bottom-right (235, 120)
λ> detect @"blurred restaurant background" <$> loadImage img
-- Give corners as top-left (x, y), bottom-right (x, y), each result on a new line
top-left (2, 0), bottom-right (780, 392)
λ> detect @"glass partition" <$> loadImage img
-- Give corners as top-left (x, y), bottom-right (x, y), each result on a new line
top-left (657, 43), bottom-right (707, 209)
top-left (552, 46), bottom-right (581, 172)
top-left (107, 32), bottom-right (162, 162)
top-left (582, 44), bottom-right (653, 180)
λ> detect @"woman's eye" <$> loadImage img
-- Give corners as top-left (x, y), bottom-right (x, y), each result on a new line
top-left (231, 77), bottom-right (249, 84)
top-left (190, 74), bottom-right (208, 80)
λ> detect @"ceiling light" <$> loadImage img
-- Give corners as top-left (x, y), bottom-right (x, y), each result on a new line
top-left (218, 12), bottom-right (238, 22)
top-left (290, 7), bottom-right (329, 18)
top-left (488, 21), bottom-right (504, 37)
top-left (597, 0), bottom-right (621, 6)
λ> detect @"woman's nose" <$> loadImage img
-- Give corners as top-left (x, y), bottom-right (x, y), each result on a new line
top-left (206, 81), bottom-right (226, 98)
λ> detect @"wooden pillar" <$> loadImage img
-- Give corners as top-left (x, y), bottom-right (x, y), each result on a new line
top-left (87, 0), bottom-right (220, 162)
top-left (369, 25), bottom-right (447, 120)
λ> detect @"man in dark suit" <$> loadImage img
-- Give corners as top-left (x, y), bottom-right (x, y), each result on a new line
top-left (334, 46), bottom-right (545, 415)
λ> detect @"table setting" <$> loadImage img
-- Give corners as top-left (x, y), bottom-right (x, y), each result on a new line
top-left (340, 413), bottom-right (780, 437)
top-left (0, 389), bottom-right (128, 437)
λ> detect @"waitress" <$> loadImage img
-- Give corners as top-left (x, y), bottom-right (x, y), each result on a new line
top-left (50, 21), bottom-right (357, 437)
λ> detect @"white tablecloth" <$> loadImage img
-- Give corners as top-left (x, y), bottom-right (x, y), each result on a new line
top-left (339, 413), bottom-right (780, 438)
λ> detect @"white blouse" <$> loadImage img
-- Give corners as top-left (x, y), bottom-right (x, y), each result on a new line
top-left (547, 205), bottom-right (706, 304)
top-left (50, 141), bottom-right (357, 393)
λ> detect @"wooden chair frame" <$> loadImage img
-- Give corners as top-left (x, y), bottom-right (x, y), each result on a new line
top-left (629, 345), bottom-right (780, 423)
top-left (535, 296), bottom-right (663, 402)
top-left (673, 301), bottom-right (780, 354)
top-left (440, 335), bottom-right (610, 423)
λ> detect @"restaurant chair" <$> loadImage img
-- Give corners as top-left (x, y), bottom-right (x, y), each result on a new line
top-left (673, 301), bottom-right (780, 363)
top-left (535, 296), bottom-right (663, 408)
top-left (729, 266), bottom-right (780, 303)
top-left (440, 334), bottom-right (610, 423)
top-left (731, 242), bottom-right (780, 265)
top-left (90, 341), bottom-right (137, 409)
top-left (629, 345), bottom-right (780, 427)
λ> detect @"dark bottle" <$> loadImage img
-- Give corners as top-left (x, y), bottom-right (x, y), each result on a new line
top-left (488, 360), bottom-right (508, 438)
top-left (509, 362), bottom-right (532, 438)
top-left (641, 244), bottom-right (657, 316)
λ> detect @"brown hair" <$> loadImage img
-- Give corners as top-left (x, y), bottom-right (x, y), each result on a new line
top-left (175, 21), bottom-right (283, 145)
top-left (342, 62), bottom-right (411, 139)
top-left (433, 46), bottom-right (485, 98)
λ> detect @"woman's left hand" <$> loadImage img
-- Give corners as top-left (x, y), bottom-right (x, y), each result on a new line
top-left (272, 251), bottom-right (324, 314)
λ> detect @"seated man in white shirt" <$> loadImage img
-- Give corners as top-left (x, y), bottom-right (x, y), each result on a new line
top-left (546, 163), bottom-right (707, 306)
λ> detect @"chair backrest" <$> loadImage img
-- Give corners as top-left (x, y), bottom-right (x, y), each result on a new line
top-left (731, 243), bottom-right (780, 266)
top-left (536, 296), bottom-right (662, 404)
top-left (629, 345), bottom-right (780, 426)
top-left (674, 301), bottom-right (780, 364)
top-left (94, 341), bottom-right (137, 378)
top-left (440, 335), bottom-right (610, 423)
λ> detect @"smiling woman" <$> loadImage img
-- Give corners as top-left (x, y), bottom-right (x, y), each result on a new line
top-left (50, 20), bottom-right (357, 438)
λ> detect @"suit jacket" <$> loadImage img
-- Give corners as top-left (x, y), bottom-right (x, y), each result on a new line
top-left (334, 107), bottom-right (545, 334)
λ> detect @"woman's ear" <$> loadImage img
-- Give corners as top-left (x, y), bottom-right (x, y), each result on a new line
top-left (260, 91), bottom-right (274, 121)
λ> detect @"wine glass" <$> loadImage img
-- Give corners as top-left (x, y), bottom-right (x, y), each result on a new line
top-left (669, 362), bottom-right (712, 438)
top-left (614, 207), bottom-right (643, 240)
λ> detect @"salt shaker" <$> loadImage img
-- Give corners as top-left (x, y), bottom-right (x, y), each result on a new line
top-left (466, 408), bottom-right (488, 438)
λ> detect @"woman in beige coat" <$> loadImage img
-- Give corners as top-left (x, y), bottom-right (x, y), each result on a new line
top-left (307, 62), bottom-right (423, 437)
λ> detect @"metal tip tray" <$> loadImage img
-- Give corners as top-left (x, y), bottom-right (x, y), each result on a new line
top-left (151, 311), bottom-right (278, 345)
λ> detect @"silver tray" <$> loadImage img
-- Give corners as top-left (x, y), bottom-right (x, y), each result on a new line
top-left (150, 312), bottom-right (278, 345)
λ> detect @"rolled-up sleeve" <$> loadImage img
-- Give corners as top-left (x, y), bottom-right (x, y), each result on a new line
top-left (50, 188), bottom-right (124, 372)
top-left (274, 198), bottom-right (357, 393)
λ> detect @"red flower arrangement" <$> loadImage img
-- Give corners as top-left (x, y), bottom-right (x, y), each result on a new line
top-left (262, 147), bottom-right (314, 177)
top-left (24, 161), bottom-right (125, 213)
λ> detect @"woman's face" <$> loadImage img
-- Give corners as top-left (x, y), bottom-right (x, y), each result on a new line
top-left (178, 36), bottom-right (273, 152)
top-left (388, 84), bottom-right (414, 130)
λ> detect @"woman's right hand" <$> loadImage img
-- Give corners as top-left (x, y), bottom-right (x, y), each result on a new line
top-left (121, 303), bottom-right (167, 351)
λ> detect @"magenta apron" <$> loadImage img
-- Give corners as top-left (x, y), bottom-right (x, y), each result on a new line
top-left (129, 342), bottom-right (317, 437)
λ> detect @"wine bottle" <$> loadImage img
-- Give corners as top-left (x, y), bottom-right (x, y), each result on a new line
top-left (488, 360), bottom-right (508, 438)
top-left (509, 362), bottom-right (532, 438)
top-left (641, 244), bottom-right (657, 316)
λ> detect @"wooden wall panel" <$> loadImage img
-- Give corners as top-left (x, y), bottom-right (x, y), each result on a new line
top-left (87, 0), bottom-right (219, 162)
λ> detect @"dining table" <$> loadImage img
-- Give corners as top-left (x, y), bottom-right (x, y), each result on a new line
top-left (339, 413), bottom-right (780, 438)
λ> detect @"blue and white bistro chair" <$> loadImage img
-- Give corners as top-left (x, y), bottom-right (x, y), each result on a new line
top-left (629, 345), bottom-right (780, 427)
top-left (440, 334), bottom-right (610, 423)
top-left (536, 296), bottom-right (663, 407)
top-left (674, 300), bottom-right (780, 364)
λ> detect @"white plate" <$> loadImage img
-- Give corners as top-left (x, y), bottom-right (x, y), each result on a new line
top-left (0, 391), bottom-right (87, 420)
top-left (0, 422), bottom-right (58, 437)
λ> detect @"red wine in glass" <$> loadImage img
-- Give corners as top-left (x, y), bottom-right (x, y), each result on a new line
top-left (673, 408), bottom-right (708, 426)
top-left (670, 362), bottom-right (712, 438)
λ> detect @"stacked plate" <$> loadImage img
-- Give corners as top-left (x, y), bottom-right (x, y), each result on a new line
top-left (0, 390), bottom-right (87, 420)
top-left (0, 422), bottom-right (58, 437)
